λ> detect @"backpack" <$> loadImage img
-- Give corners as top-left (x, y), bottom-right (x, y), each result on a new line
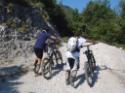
top-left (67, 37), bottom-right (78, 52)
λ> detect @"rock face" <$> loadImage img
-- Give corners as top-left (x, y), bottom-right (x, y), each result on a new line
top-left (0, 1), bottom-right (60, 64)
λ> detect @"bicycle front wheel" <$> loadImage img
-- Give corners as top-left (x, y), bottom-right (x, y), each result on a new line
top-left (91, 53), bottom-right (96, 71)
top-left (52, 50), bottom-right (63, 65)
top-left (42, 58), bottom-right (52, 79)
top-left (84, 62), bottom-right (93, 87)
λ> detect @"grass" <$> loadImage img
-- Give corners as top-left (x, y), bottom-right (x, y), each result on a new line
top-left (113, 43), bottom-right (125, 49)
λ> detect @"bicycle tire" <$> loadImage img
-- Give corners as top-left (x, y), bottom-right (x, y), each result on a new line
top-left (51, 51), bottom-right (57, 65)
top-left (54, 50), bottom-right (63, 64)
top-left (42, 58), bottom-right (52, 79)
top-left (84, 62), bottom-right (93, 87)
top-left (91, 53), bottom-right (96, 70)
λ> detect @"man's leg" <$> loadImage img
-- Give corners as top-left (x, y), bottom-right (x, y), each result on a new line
top-left (34, 58), bottom-right (38, 67)
top-left (70, 57), bottom-right (79, 87)
top-left (36, 58), bottom-right (42, 75)
top-left (35, 49), bottom-right (43, 75)
top-left (70, 70), bottom-right (77, 87)
top-left (34, 57), bottom-right (43, 74)
top-left (65, 70), bottom-right (70, 85)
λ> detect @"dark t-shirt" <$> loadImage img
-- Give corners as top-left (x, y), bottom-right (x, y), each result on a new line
top-left (34, 31), bottom-right (50, 49)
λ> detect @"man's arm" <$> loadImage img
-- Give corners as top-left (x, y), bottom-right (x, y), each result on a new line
top-left (81, 39), bottom-right (97, 48)
top-left (48, 34), bottom-right (61, 44)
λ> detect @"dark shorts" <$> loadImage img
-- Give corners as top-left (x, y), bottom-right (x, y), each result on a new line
top-left (34, 48), bottom-right (43, 59)
top-left (68, 58), bottom-right (75, 69)
top-left (68, 58), bottom-right (79, 70)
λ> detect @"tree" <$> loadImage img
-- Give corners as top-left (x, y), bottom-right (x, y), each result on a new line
top-left (81, 0), bottom-right (119, 43)
top-left (120, 0), bottom-right (125, 18)
top-left (118, 0), bottom-right (125, 43)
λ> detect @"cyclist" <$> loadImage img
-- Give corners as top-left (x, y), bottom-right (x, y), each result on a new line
top-left (64, 31), bottom-right (96, 87)
top-left (64, 32), bottom-right (87, 86)
top-left (34, 28), bottom-right (59, 75)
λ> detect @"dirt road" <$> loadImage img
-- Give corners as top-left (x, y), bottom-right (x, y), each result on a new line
top-left (0, 43), bottom-right (125, 93)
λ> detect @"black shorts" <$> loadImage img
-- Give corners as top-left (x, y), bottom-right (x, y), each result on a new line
top-left (68, 58), bottom-right (79, 70)
top-left (34, 48), bottom-right (43, 59)
top-left (68, 58), bottom-right (75, 69)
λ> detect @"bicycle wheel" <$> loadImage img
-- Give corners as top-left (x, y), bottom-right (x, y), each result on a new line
top-left (51, 51), bottom-right (57, 65)
top-left (54, 50), bottom-right (63, 64)
top-left (84, 62), bottom-right (93, 87)
top-left (42, 58), bottom-right (52, 79)
top-left (91, 53), bottom-right (96, 70)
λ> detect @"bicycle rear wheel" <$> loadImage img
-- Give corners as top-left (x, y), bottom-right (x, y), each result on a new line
top-left (42, 58), bottom-right (52, 79)
top-left (51, 50), bottom-right (63, 65)
top-left (51, 51), bottom-right (57, 65)
top-left (84, 62), bottom-right (93, 87)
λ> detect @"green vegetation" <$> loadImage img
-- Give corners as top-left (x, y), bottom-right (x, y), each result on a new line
top-left (0, 0), bottom-right (125, 47)
top-left (59, 0), bottom-right (125, 47)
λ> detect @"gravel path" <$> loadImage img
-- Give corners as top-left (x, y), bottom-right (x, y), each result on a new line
top-left (0, 42), bottom-right (125, 93)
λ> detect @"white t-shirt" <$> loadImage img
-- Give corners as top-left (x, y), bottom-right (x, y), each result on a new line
top-left (67, 36), bottom-right (86, 51)
top-left (64, 37), bottom-right (86, 70)
top-left (77, 37), bottom-right (86, 49)
top-left (67, 37), bottom-right (77, 52)
top-left (65, 51), bottom-right (79, 59)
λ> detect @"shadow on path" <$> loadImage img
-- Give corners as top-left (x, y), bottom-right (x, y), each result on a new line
top-left (0, 65), bottom-right (28, 93)
top-left (52, 63), bottom-right (64, 78)
top-left (74, 65), bottom-right (108, 88)
top-left (91, 65), bottom-right (108, 87)
top-left (74, 73), bottom-right (85, 88)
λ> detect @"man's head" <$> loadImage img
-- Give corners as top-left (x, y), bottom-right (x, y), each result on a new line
top-left (74, 31), bottom-right (81, 37)
top-left (42, 28), bottom-right (49, 32)
top-left (45, 28), bottom-right (49, 32)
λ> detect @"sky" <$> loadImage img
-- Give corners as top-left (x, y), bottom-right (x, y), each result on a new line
top-left (57, 0), bottom-right (120, 13)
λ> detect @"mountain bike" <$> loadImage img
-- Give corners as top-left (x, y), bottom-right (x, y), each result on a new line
top-left (42, 42), bottom-right (62, 79)
top-left (83, 44), bottom-right (96, 87)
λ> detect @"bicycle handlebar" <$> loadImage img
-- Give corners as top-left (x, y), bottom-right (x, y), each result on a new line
top-left (83, 43), bottom-right (94, 54)
top-left (82, 43), bottom-right (94, 48)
